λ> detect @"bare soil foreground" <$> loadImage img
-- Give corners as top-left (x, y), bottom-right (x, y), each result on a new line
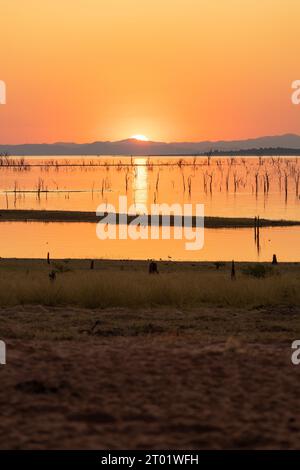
top-left (0, 260), bottom-right (300, 449)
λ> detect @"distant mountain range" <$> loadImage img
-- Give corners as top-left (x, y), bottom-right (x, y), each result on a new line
top-left (2, 134), bottom-right (300, 156)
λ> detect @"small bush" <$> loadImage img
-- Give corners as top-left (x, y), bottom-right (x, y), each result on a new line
top-left (52, 263), bottom-right (72, 273)
top-left (242, 264), bottom-right (273, 279)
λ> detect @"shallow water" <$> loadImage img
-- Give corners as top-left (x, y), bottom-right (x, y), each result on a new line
top-left (1, 155), bottom-right (300, 261)
top-left (1, 155), bottom-right (300, 221)
top-left (1, 222), bottom-right (300, 262)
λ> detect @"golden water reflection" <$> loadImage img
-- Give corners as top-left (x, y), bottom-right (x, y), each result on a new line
top-left (0, 222), bottom-right (299, 262)
top-left (133, 158), bottom-right (148, 210)
top-left (1, 156), bottom-right (300, 221)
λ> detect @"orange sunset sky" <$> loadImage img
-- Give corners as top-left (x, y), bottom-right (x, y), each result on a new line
top-left (1, 0), bottom-right (300, 144)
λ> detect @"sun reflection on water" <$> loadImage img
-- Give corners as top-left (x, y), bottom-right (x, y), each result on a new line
top-left (133, 158), bottom-right (148, 211)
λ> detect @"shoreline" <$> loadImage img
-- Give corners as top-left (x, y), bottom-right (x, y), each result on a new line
top-left (0, 258), bottom-right (299, 265)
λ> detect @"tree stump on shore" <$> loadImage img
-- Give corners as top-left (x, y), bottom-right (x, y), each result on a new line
top-left (231, 260), bottom-right (236, 280)
top-left (49, 270), bottom-right (56, 282)
top-left (149, 261), bottom-right (159, 274)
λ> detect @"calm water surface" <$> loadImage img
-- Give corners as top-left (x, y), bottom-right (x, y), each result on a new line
top-left (1, 155), bottom-right (300, 260)
top-left (1, 155), bottom-right (300, 219)
top-left (0, 222), bottom-right (299, 262)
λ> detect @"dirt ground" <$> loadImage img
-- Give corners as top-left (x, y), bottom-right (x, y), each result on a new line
top-left (0, 305), bottom-right (300, 449)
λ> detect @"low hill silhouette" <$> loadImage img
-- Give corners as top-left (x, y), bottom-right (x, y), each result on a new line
top-left (1, 134), bottom-right (300, 156)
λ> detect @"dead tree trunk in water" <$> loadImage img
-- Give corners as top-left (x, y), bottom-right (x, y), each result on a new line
top-left (254, 217), bottom-right (257, 242)
top-left (256, 216), bottom-right (260, 255)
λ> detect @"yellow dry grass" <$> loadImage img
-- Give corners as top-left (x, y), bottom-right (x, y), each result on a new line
top-left (0, 259), bottom-right (299, 308)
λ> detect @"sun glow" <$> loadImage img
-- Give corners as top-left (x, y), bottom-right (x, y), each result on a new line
top-left (131, 134), bottom-right (149, 141)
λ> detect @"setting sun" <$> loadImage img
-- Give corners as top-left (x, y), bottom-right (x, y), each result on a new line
top-left (1, 0), bottom-right (300, 454)
top-left (131, 134), bottom-right (149, 142)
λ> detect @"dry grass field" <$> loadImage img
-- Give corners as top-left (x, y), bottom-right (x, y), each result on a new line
top-left (0, 259), bottom-right (300, 449)
top-left (0, 258), bottom-right (300, 309)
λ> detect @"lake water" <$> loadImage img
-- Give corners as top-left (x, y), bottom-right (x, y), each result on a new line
top-left (1, 155), bottom-right (300, 261)
top-left (0, 222), bottom-right (299, 262)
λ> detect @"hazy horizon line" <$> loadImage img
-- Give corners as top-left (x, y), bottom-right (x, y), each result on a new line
top-left (0, 132), bottom-right (300, 147)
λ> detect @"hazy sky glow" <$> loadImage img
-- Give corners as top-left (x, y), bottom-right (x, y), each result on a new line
top-left (1, 0), bottom-right (300, 143)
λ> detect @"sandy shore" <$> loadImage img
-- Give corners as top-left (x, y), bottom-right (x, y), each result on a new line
top-left (0, 299), bottom-right (300, 449)
top-left (0, 259), bottom-right (299, 449)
